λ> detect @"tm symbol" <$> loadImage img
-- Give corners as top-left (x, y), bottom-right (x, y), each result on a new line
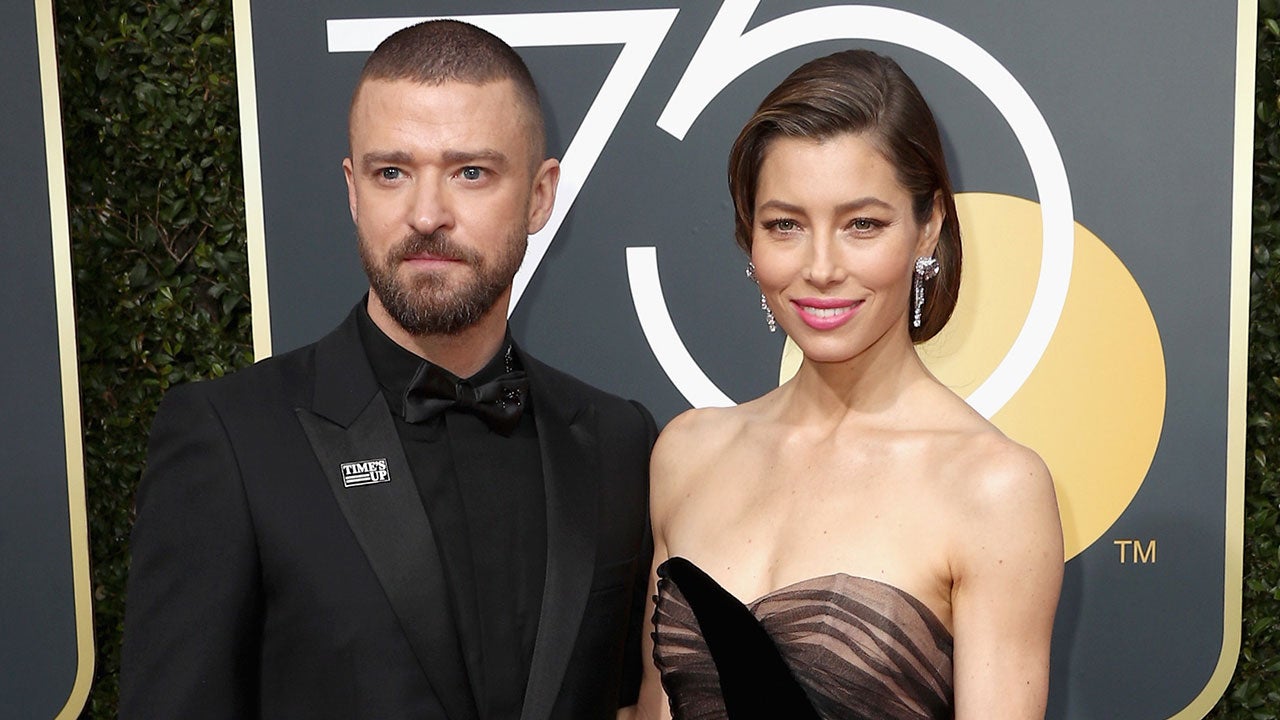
top-left (1113, 539), bottom-right (1157, 564)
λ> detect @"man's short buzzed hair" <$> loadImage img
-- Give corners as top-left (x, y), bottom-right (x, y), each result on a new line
top-left (352, 19), bottom-right (547, 159)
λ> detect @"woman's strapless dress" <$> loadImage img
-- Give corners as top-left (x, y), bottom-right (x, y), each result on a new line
top-left (652, 556), bottom-right (954, 720)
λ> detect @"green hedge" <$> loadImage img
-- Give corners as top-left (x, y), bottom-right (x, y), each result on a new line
top-left (55, 1), bottom-right (251, 716)
top-left (1211, 2), bottom-right (1280, 717)
top-left (54, 1), bottom-right (1280, 717)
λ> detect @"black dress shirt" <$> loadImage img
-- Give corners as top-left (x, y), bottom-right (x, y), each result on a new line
top-left (357, 305), bottom-right (546, 720)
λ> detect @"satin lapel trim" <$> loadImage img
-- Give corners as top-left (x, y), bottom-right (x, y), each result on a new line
top-left (296, 394), bottom-right (479, 720)
top-left (520, 389), bottom-right (600, 720)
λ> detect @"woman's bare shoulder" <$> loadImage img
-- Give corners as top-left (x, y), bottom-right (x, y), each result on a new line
top-left (918, 386), bottom-right (1055, 510)
top-left (940, 429), bottom-right (1062, 564)
top-left (649, 404), bottom-right (755, 519)
top-left (959, 431), bottom-right (1053, 504)
top-left (653, 403), bottom-right (756, 459)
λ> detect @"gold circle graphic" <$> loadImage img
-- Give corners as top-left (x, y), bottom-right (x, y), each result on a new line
top-left (780, 193), bottom-right (1166, 559)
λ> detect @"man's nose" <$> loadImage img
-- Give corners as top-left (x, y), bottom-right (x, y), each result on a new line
top-left (408, 178), bottom-right (454, 235)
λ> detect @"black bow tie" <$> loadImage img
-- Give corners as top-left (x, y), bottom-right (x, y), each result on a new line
top-left (402, 361), bottom-right (529, 435)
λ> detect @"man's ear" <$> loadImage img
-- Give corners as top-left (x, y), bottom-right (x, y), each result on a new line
top-left (526, 158), bottom-right (560, 234)
top-left (342, 157), bottom-right (358, 225)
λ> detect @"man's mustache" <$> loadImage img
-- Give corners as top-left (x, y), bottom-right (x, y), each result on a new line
top-left (391, 231), bottom-right (481, 265)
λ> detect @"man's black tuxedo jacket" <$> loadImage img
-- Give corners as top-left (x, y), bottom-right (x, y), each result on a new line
top-left (120, 308), bottom-right (656, 719)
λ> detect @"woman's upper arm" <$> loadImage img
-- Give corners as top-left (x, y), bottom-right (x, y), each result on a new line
top-left (951, 446), bottom-right (1063, 720)
top-left (631, 410), bottom-right (708, 720)
top-left (631, 529), bottom-right (672, 720)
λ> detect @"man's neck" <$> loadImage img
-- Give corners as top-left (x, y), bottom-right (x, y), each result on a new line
top-left (365, 292), bottom-right (510, 378)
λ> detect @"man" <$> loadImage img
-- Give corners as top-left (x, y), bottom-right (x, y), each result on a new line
top-left (121, 20), bottom-right (654, 720)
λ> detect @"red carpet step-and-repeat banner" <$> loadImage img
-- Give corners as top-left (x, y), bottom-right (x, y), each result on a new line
top-left (0, 0), bottom-right (93, 717)
top-left (228, 1), bottom-right (1250, 717)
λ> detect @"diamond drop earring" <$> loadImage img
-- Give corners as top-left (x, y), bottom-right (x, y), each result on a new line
top-left (746, 262), bottom-right (777, 333)
top-left (912, 256), bottom-right (940, 328)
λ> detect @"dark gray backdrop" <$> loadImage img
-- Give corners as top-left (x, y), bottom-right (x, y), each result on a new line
top-left (0, 0), bottom-right (89, 717)
top-left (241, 2), bottom-right (1246, 716)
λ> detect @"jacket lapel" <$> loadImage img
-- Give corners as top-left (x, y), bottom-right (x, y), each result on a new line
top-left (518, 354), bottom-right (601, 720)
top-left (297, 310), bottom-right (479, 720)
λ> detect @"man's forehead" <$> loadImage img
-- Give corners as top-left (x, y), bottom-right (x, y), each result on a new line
top-left (352, 76), bottom-right (521, 110)
top-left (347, 76), bottom-right (542, 161)
top-left (349, 78), bottom-right (527, 137)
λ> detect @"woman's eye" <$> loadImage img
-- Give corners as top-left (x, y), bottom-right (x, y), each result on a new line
top-left (460, 166), bottom-right (483, 181)
top-left (849, 217), bottom-right (889, 233)
top-left (767, 218), bottom-right (798, 232)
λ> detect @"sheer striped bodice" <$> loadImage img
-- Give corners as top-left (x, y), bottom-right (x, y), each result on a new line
top-left (652, 557), bottom-right (954, 720)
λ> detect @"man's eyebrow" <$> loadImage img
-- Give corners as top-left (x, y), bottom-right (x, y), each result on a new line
top-left (360, 150), bottom-right (413, 169)
top-left (441, 148), bottom-right (509, 167)
top-left (358, 148), bottom-right (511, 169)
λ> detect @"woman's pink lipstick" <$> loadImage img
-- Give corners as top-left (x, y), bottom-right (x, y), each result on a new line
top-left (791, 297), bottom-right (862, 330)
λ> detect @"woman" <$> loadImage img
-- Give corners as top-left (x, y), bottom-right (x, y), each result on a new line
top-left (632, 50), bottom-right (1063, 719)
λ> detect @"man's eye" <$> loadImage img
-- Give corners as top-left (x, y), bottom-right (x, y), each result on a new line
top-left (460, 166), bottom-right (483, 181)
top-left (379, 168), bottom-right (401, 181)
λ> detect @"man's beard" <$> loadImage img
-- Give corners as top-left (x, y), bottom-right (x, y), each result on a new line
top-left (359, 227), bottom-right (527, 336)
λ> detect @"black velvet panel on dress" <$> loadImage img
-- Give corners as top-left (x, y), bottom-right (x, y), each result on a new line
top-left (652, 557), bottom-right (954, 720)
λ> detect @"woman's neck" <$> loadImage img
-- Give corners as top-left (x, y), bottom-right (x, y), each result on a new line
top-left (782, 327), bottom-right (932, 424)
